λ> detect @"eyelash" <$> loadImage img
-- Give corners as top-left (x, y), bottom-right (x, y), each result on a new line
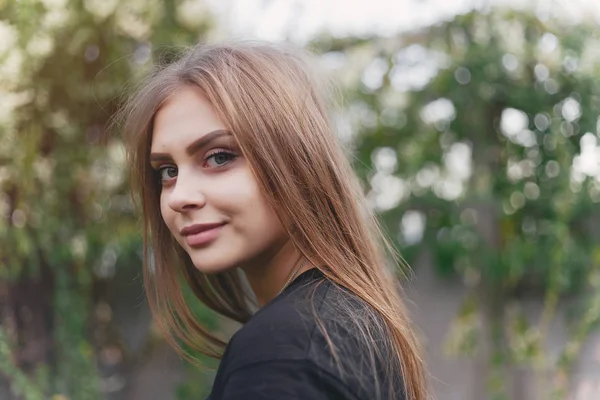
top-left (157, 166), bottom-right (177, 184)
top-left (203, 149), bottom-right (237, 168)
top-left (156, 149), bottom-right (237, 184)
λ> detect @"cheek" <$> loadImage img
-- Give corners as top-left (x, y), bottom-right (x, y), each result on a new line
top-left (216, 168), bottom-right (285, 233)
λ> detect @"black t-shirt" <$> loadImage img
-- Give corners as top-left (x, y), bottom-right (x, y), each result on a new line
top-left (207, 268), bottom-right (406, 400)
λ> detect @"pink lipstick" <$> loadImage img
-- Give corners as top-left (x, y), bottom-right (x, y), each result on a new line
top-left (180, 222), bottom-right (226, 247)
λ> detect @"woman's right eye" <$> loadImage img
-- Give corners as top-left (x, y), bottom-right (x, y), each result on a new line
top-left (158, 166), bottom-right (178, 183)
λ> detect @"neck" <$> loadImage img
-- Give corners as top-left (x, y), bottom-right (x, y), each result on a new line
top-left (241, 240), bottom-right (312, 307)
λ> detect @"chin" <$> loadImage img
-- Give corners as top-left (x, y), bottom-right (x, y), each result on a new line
top-left (188, 252), bottom-right (237, 275)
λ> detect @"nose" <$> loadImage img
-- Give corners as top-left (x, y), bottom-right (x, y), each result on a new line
top-left (166, 171), bottom-right (206, 212)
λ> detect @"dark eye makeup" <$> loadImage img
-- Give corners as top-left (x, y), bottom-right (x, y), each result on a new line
top-left (203, 149), bottom-right (237, 168)
top-left (153, 147), bottom-right (239, 185)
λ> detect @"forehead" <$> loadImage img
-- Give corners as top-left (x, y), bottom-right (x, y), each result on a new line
top-left (150, 86), bottom-right (226, 151)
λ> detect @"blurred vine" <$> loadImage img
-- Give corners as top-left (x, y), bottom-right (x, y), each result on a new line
top-left (313, 9), bottom-right (600, 398)
top-left (0, 0), bottom-right (216, 398)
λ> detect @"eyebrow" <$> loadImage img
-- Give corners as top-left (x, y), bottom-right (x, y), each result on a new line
top-left (149, 129), bottom-right (233, 163)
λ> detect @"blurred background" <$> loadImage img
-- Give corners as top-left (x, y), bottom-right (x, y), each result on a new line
top-left (2, 0), bottom-right (600, 399)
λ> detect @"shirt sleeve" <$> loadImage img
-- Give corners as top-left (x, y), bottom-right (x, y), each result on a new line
top-left (220, 359), bottom-right (360, 400)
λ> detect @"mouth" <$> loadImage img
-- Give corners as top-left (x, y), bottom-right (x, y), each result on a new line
top-left (180, 222), bottom-right (226, 247)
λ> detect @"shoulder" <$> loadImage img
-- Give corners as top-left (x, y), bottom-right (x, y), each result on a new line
top-left (221, 271), bottom-right (331, 371)
top-left (215, 269), bottom-right (405, 399)
top-left (309, 282), bottom-right (404, 399)
top-left (216, 358), bottom-right (361, 400)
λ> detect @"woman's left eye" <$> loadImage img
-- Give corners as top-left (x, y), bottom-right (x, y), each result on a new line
top-left (204, 150), bottom-right (237, 168)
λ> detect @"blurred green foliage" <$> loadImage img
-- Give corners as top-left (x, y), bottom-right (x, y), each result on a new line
top-left (2, 0), bottom-right (600, 399)
top-left (0, 0), bottom-right (216, 398)
top-left (316, 9), bottom-right (600, 398)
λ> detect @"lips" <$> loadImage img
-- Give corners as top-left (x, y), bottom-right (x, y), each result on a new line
top-left (180, 222), bottom-right (226, 247)
top-left (180, 222), bottom-right (225, 236)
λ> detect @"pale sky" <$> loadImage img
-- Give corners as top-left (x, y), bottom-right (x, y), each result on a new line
top-left (206, 0), bottom-right (600, 43)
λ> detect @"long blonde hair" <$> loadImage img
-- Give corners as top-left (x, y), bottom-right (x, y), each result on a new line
top-left (121, 41), bottom-right (427, 400)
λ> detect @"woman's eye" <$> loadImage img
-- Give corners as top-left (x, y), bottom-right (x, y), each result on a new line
top-left (158, 166), bottom-right (178, 182)
top-left (204, 151), bottom-right (237, 168)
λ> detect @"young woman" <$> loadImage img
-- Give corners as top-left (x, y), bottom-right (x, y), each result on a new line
top-left (121, 41), bottom-right (427, 400)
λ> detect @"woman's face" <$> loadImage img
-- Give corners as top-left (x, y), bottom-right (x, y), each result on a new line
top-left (150, 86), bottom-right (288, 274)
